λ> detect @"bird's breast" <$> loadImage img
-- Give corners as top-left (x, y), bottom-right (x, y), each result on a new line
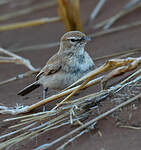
top-left (63, 51), bottom-right (94, 75)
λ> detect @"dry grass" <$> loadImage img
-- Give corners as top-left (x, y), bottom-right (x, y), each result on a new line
top-left (94, 0), bottom-right (141, 29)
top-left (0, 55), bottom-right (141, 149)
top-left (0, 0), bottom-right (82, 32)
top-left (0, 0), bottom-right (57, 22)
top-left (58, 0), bottom-right (82, 31)
top-left (0, 0), bottom-right (141, 149)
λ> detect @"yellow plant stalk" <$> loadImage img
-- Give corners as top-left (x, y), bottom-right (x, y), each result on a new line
top-left (57, 0), bottom-right (82, 31)
top-left (70, 0), bottom-right (82, 31)
top-left (0, 17), bottom-right (60, 31)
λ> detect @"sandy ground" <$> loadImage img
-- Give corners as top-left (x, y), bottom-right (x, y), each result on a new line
top-left (0, 0), bottom-right (141, 149)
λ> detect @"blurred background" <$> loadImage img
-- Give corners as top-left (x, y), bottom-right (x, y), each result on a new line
top-left (0, 0), bottom-right (141, 150)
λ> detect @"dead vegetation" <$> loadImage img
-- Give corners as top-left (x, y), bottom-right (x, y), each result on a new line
top-left (0, 0), bottom-right (141, 149)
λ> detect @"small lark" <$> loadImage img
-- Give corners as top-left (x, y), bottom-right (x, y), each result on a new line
top-left (18, 31), bottom-right (94, 111)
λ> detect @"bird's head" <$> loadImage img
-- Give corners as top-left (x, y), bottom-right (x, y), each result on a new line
top-left (59, 31), bottom-right (91, 52)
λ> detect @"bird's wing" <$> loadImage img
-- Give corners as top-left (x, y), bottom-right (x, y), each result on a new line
top-left (36, 53), bottom-right (62, 80)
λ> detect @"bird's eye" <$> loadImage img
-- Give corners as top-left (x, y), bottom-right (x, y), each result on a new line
top-left (70, 39), bottom-right (76, 42)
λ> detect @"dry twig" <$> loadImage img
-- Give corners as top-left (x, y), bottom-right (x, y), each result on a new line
top-left (95, 48), bottom-right (141, 61)
top-left (0, 67), bottom-right (141, 149)
top-left (0, 0), bottom-right (14, 5)
top-left (0, 57), bottom-right (140, 115)
top-left (94, 0), bottom-right (141, 29)
top-left (35, 93), bottom-right (141, 150)
top-left (0, 17), bottom-right (60, 31)
top-left (0, 47), bottom-right (36, 71)
top-left (91, 20), bottom-right (141, 38)
top-left (0, 0), bottom-right (57, 22)
top-left (0, 76), bottom-right (103, 114)
top-left (57, 0), bottom-right (82, 31)
top-left (88, 0), bottom-right (106, 24)
top-left (0, 69), bottom-right (40, 86)
top-left (11, 42), bottom-right (60, 53)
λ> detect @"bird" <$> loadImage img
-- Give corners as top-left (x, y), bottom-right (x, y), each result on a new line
top-left (18, 31), bottom-right (95, 111)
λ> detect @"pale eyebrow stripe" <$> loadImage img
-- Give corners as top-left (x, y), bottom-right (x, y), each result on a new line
top-left (67, 37), bottom-right (81, 40)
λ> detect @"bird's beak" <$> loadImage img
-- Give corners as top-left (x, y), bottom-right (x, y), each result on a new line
top-left (83, 36), bottom-right (91, 41)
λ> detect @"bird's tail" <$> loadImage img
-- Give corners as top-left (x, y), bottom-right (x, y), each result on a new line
top-left (17, 81), bottom-right (40, 96)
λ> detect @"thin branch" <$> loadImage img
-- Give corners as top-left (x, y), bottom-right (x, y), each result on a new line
top-left (94, 48), bottom-right (141, 61)
top-left (0, 69), bottom-right (40, 86)
top-left (0, 0), bottom-right (57, 22)
top-left (91, 20), bottom-right (141, 38)
top-left (0, 76), bottom-right (102, 114)
top-left (119, 125), bottom-right (141, 130)
top-left (0, 17), bottom-right (60, 31)
top-left (11, 42), bottom-right (60, 53)
top-left (35, 93), bottom-right (141, 150)
top-left (56, 129), bottom-right (88, 150)
top-left (0, 47), bottom-right (36, 71)
top-left (94, 1), bottom-right (141, 29)
top-left (26, 76), bottom-right (102, 112)
top-left (104, 0), bottom-right (141, 29)
top-left (88, 0), bottom-right (106, 24)
top-left (0, 70), bottom-right (141, 149)
top-left (1, 57), bottom-right (141, 114)
top-left (0, 0), bottom-right (15, 5)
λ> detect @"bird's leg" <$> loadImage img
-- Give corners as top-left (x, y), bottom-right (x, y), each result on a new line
top-left (42, 88), bottom-right (48, 111)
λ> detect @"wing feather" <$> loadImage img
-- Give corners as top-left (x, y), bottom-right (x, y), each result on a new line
top-left (36, 54), bottom-right (62, 80)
